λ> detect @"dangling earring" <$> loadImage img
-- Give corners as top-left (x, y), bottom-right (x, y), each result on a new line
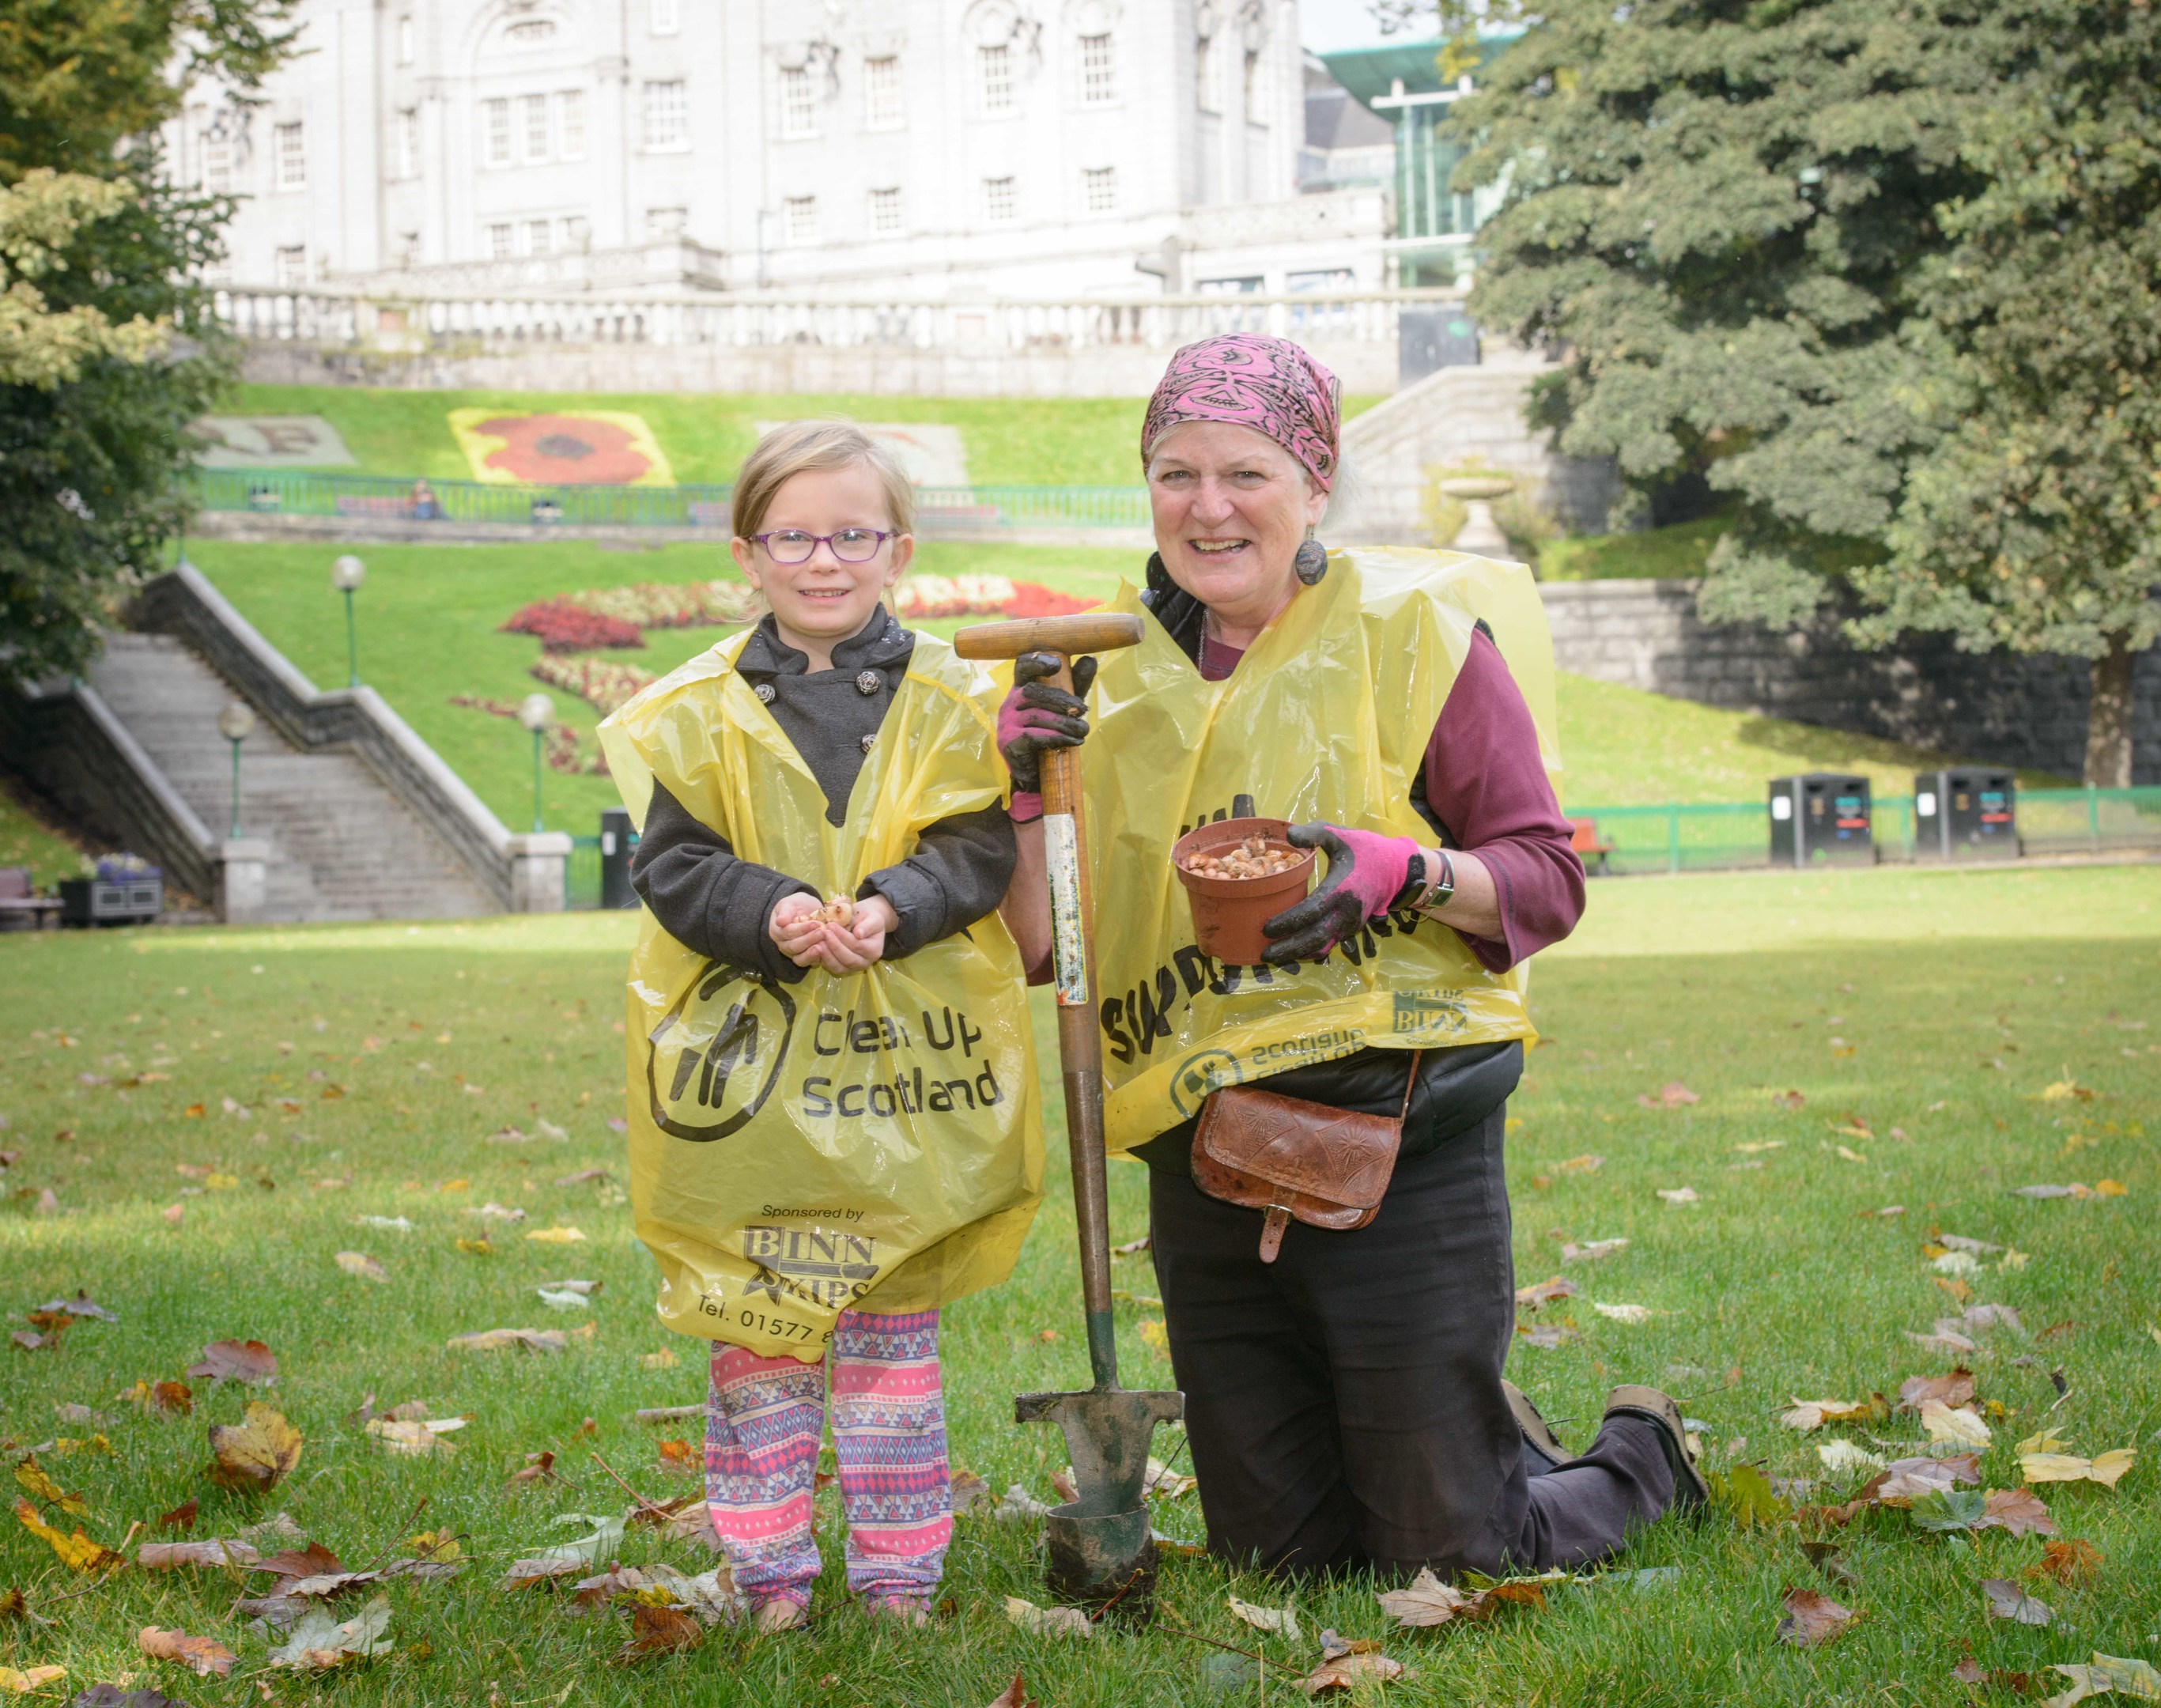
top-left (1294, 531), bottom-right (1328, 585)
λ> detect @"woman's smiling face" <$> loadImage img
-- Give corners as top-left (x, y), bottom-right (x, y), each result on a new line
top-left (1146, 421), bottom-right (1328, 632)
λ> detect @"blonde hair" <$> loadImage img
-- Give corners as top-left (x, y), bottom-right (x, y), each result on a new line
top-left (731, 420), bottom-right (916, 541)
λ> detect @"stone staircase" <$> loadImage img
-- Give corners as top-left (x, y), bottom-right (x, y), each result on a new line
top-left (86, 633), bottom-right (494, 922)
top-left (1332, 358), bottom-right (1622, 544)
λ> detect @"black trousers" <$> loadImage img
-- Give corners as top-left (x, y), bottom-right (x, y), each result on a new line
top-left (1149, 1104), bottom-right (1675, 1578)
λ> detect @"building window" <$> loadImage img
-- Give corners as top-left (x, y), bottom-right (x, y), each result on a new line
top-left (783, 195), bottom-right (818, 245)
top-left (981, 175), bottom-right (1016, 222)
top-left (558, 90), bottom-right (586, 160)
top-left (978, 43), bottom-right (1014, 115)
top-left (274, 245), bottom-right (308, 285)
top-left (519, 93), bottom-right (550, 162)
top-left (644, 79), bottom-right (688, 149)
top-left (526, 218), bottom-right (553, 255)
top-left (1082, 165), bottom-right (1116, 213)
top-left (396, 230), bottom-right (421, 266)
top-left (868, 186), bottom-right (902, 234)
top-left (646, 206), bottom-right (686, 240)
top-left (649, 0), bottom-right (679, 35)
top-left (396, 13), bottom-right (414, 62)
top-left (1196, 36), bottom-right (1218, 112)
top-left (1079, 32), bottom-right (1115, 104)
top-left (274, 122), bottom-right (305, 191)
top-left (864, 55), bottom-right (903, 129)
top-left (778, 66), bottom-right (818, 138)
top-left (487, 222), bottom-right (514, 259)
top-left (202, 130), bottom-right (232, 194)
top-left (562, 215), bottom-right (589, 251)
top-left (482, 98), bottom-right (512, 168)
top-left (505, 18), bottom-right (554, 41)
top-left (1245, 47), bottom-right (1268, 120)
top-left (394, 108), bottom-right (420, 179)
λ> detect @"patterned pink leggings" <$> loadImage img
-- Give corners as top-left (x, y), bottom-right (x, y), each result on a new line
top-left (705, 1308), bottom-right (951, 1612)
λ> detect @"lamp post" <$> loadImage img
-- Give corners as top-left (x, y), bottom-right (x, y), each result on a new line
top-left (217, 701), bottom-right (256, 839)
top-left (518, 693), bottom-right (553, 833)
top-left (331, 554), bottom-right (366, 687)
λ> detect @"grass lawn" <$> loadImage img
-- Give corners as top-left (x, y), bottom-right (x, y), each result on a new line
top-left (1555, 674), bottom-right (2071, 807)
top-left (2, 863), bottom-right (2155, 1704)
top-left (181, 536), bottom-right (2063, 835)
top-left (221, 386), bottom-right (1388, 489)
top-left (1537, 516), bottom-right (1733, 583)
top-left (1, 780), bottom-right (88, 890)
top-left (179, 538), bottom-right (1139, 835)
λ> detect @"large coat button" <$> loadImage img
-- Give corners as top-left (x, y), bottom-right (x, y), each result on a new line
top-left (753, 682), bottom-right (776, 704)
top-left (859, 733), bottom-right (876, 754)
top-left (856, 671), bottom-right (882, 695)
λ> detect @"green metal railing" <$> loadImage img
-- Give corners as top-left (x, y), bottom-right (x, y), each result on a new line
top-left (565, 835), bottom-right (603, 910)
top-left (192, 468), bottom-right (1150, 531)
top-left (558, 789), bottom-right (2161, 907)
top-left (1566, 787), bottom-right (2161, 875)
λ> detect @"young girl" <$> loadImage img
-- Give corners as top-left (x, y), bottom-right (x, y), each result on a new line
top-left (599, 421), bottom-right (1043, 1632)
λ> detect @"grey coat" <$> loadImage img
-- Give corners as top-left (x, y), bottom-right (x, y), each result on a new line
top-left (629, 609), bottom-right (1016, 984)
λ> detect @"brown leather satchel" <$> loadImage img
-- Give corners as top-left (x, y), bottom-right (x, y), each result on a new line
top-left (1190, 1052), bottom-right (1421, 1263)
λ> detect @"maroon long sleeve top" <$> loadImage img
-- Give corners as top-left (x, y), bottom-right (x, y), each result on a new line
top-left (1196, 625), bottom-right (1585, 970)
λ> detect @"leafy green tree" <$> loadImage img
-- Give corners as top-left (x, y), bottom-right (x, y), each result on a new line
top-left (0, 0), bottom-right (294, 687)
top-left (1853, 0), bottom-right (2161, 786)
top-left (1452, 0), bottom-right (1985, 613)
top-left (1444, 0), bottom-right (2159, 783)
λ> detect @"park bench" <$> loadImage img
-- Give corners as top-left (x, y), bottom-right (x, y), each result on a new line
top-left (1569, 816), bottom-right (1615, 875)
top-left (0, 867), bottom-right (62, 931)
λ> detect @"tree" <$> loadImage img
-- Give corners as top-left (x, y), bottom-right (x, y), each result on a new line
top-left (1446, 0), bottom-right (2159, 783)
top-left (1453, 0), bottom-right (1989, 617)
top-left (0, 0), bottom-right (295, 688)
top-left (1854, 0), bottom-right (2161, 786)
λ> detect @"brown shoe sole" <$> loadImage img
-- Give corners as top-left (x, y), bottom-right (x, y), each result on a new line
top-left (1603, 1384), bottom-right (1709, 1509)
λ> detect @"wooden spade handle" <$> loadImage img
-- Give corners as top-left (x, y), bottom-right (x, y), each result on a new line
top-left (953, 613), bottom-right (1145, 661)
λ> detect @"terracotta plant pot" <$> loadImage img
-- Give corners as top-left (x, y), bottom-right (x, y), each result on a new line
top-left (1170, 817), bottom-right (1317, 967)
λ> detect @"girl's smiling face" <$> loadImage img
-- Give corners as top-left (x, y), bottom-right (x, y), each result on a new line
top-left (731, 461), bottom-right (913, 670)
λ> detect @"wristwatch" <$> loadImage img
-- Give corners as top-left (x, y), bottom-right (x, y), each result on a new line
top-left (1400, 848), bottom-right (1456, 913)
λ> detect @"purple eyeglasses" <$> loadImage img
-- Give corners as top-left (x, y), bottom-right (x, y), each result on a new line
top-left (750, 527), bottom-right (896, 565)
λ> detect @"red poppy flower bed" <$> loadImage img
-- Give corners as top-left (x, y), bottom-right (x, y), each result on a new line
top-left (500, 600), bottom-right (645, 653)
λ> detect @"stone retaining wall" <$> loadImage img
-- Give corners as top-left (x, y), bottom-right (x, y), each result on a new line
top-left (1540, 578), bottom-right (2161, 784)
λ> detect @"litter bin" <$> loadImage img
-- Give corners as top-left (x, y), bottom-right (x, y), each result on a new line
top-left (1914, 768), bottom-right (2016, 860)
top-left (599, 807), bottom-right (640, 910)
top-left (1769, 774), bottom-right (1873, 867)
top-left (59, 871), bottom-right (164, 926)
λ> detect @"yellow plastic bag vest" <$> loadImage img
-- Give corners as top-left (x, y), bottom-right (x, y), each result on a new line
top-left (1081, 547), bottom-right (1561, 1153)
top-left (599, 631), bottom-right (1044, 1362)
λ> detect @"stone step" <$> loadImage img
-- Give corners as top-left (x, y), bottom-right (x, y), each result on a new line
top-left (86, 633), bottom-right (496, 920)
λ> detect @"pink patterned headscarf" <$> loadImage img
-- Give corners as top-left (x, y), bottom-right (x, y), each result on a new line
top-left (1140, 334), bottom-right (1343, 492)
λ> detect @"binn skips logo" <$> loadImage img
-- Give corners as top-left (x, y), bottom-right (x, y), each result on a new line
top-left (646, 962), bottom-right (796, 1142)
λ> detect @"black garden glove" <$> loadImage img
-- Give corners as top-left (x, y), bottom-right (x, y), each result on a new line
top-left (997, 652), bottom-right (1098, 800)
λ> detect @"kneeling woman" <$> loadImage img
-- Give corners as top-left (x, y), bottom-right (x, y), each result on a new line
top-left (999, 336), bottom-right (1703, 1580)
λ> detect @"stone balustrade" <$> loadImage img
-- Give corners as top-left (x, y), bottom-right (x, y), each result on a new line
top-left (214, 285), bottom-right (1457, 354)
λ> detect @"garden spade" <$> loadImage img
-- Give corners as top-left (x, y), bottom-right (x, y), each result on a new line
top-left (954, 612), bottom-right (1182, 1621)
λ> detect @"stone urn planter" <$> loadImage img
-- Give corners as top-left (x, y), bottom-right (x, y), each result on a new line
top-left (1436, 474), bottom-right (1516, 557)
